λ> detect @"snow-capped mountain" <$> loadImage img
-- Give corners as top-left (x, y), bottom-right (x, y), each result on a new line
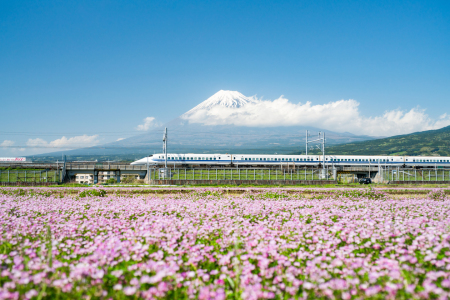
top-left (34, 90), bottom-right (376, 160)
top-left (183, 90), bottom-right (259, 115)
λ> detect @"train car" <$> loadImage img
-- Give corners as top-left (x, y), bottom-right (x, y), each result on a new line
top-left (131, 153), bottom-right (450, 168)
top-left (0, 157), bottom-right (29, 163)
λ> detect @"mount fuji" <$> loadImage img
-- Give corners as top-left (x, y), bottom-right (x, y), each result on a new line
top-left (185, 90), bottom-right (259, 112)
top-left (33, 90), bottom-right (375, 161)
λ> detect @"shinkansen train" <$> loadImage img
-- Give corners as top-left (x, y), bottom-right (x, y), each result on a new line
top-left (131, 153), bottom-right (450, 168)
top-left (0, 157), bottom-right (28, 163)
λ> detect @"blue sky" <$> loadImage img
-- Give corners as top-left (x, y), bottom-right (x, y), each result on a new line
top-left (1, 0), bottom-right (449, 156)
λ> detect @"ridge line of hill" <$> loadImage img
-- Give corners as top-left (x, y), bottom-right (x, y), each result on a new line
top-left (300, 125), bottom-right (450, 156)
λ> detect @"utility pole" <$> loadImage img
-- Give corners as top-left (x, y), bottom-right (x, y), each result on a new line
top-left (163, 128), bottom-right (168, 177)
top-left (305, 130), bottom-right (309, 155)
top-left (322, 132), bottom-right (326, 175)
top-left (309, 132), bottom-right (326, 179)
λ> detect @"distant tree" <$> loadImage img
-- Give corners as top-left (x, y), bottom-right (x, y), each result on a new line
top-left (106, 178), bottom-right (116, 184)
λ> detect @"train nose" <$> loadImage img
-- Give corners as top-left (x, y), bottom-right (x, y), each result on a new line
top-left (130, 159), bottom-right (144, 165)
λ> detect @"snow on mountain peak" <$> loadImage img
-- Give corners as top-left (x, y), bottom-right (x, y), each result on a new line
top-left (184, 90), bottom-right (259, 114)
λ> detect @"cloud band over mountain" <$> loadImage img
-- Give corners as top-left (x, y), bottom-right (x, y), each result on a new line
top-left (182, 92), bottom-right (450, 136)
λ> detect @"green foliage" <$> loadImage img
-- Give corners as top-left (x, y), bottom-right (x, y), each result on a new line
top-left (338, 188), bottom-right (386, 200)
top-left (106, 178), bottom-right (117, 184)
top-left (428, 189), bottom-right (447, 201)
top-left (79, 189), bottom-right (107, 198)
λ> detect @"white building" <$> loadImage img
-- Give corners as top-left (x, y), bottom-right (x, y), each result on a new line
top-left (75, 174), bottom-right (94, 184)
top-left (74, 172), bottom-right (142, 184)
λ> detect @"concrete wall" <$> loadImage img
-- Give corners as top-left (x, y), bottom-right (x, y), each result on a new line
top-left (149, 180), bottom-right (336, 185)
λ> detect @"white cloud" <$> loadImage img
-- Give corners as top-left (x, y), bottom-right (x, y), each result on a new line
top-left (116, 138), bottom-right (125, 141)
top-left (0, 140), bottom-right (25, 155)
top-left (1, 140), bottom-right (15, 147)
top-left (136, 117), bottom-right (158, 131)
top-left (26, 135), bottom-right (100, 149)
top-left (182, 97), bottom-right (450, 136)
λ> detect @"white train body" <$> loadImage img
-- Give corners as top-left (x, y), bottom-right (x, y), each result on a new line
top-left (131, 153), bottom-right (450, 167)
top-left (0, 157), bottom-right (28, 163)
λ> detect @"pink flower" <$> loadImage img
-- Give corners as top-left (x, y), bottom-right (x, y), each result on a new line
top-left (123, 286), bottom-right (137, 295)
top-left (25, 290), bottom-right (38, 299)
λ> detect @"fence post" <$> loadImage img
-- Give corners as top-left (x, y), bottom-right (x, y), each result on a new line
top-left (239, 169), bottom-right (241, 180)
top-left (8, 170), bottom-right (10, 183)
top-left (269, 169), bottom-right (270, 180)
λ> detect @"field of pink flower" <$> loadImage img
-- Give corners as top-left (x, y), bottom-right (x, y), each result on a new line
top-left (1, 188), bottom-right (450, 300)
